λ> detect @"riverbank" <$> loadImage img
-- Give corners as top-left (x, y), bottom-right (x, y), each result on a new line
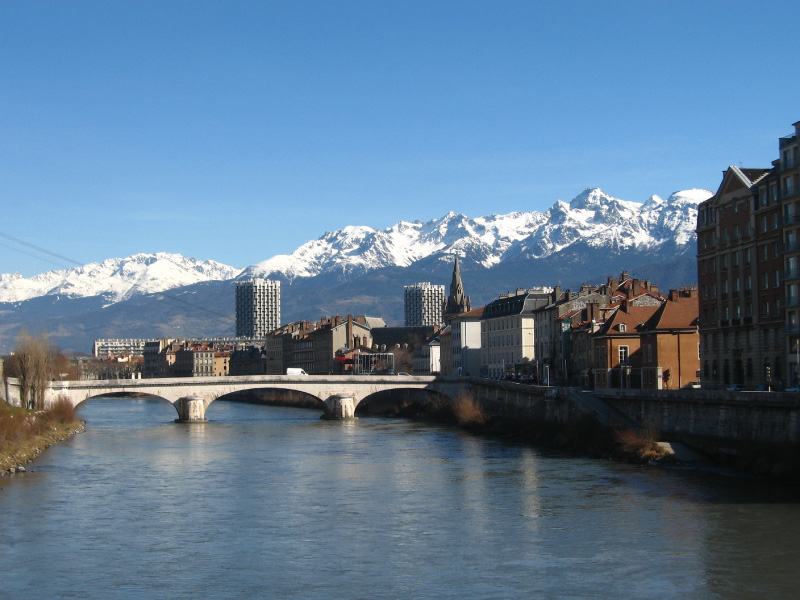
top-left (1, 400), bottom-right (84, 476)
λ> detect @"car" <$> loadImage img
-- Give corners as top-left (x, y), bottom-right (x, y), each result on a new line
top-left (786, 386), bottom-right (800, 392)
top-left (396, 372), bottom-right (410, 376)
top-left (683, 381), bottom-right (701, 389)
top-left (726, 383), bottom-right (742, 392)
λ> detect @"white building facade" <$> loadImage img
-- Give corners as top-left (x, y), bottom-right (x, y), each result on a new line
top-left (404, 282), bottom-right (446, 326)
top-left (236, 279), bottom-right (281, 338)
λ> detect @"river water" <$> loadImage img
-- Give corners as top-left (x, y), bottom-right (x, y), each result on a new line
top-left (1, 397), bottom-right (800, 599)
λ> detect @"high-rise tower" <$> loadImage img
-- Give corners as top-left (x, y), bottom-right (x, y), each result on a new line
top-left (404, 282), bottom-right (446, 326)
top-left (235, 279), bottom-right (281, 338)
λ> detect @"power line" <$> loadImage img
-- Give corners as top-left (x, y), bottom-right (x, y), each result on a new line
top-left (1, 230), bottom-right (235, 326)
top-left (0, 231), bottom-right (83, 267)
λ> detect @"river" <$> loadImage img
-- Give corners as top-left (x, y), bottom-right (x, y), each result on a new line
top-left (1, 397), bottom-right (799, 599)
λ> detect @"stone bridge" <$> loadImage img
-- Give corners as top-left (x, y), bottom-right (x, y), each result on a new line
top-left (2, 375), bottom-right (469, 421)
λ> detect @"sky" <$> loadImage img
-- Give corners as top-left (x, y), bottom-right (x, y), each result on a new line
top-left (2, 0), bottom-right (800, 278)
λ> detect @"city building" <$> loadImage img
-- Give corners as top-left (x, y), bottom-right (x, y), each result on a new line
top-left (591, 301), bottom-right (662, 389)
top-left (448, 306), bottom-right (483, 377)
top-left (696, 123), bottom-right (797, 388)
top-left (235, 278), bottom-right (281, 338)
top-left (93, 338), bottom-right (155, 359)
top-left (639, 289), bottom-right (700, 389)
top-left (779, 122), bottom-right (800, 387)
top-left (404, 282), bottom-right (446, 326)
top-left (480, 289), bottom-right (551, 378)
top-left (412, 332), bottom-right (441, 375)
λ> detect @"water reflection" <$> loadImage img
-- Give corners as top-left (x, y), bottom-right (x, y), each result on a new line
top-left (1, 398), bottom-right (799, 600)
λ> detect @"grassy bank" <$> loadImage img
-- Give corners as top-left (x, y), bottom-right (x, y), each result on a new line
top-left (1, 398), bottom-right (84, 475)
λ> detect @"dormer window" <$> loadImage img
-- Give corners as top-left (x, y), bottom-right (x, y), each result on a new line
top-left (618, 324), bottom-right (627, 333)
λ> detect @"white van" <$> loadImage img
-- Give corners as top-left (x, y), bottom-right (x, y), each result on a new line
top-left (286, 368), bottom-right (308, 376)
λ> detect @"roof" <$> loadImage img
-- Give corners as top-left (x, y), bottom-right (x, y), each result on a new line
top-left (643, 292), bottom-right (699, 330)
top-left (597, 303), bottom-right (661, 336)
top-left (452, 306), bottom-right (485, 320)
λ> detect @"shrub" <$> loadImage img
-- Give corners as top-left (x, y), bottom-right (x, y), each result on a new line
top-left (451, 394), bottom-right (486, 426)
top-left (47, 396), bottom-right (77, 425)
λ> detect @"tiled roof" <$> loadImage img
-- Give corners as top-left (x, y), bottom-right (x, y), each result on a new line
top-left (645, 294), bottom-right (698, 330)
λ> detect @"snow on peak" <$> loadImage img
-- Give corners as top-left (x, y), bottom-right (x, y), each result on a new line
top-left (2, 188), bottom-right (709, 303)
top-left (249, 188), bottom-right (704, 280)
top-left (0, 253), bottom-right (242, 304)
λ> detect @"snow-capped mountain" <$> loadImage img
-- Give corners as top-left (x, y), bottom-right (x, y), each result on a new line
top-left (0, 187), bottom-right (711, 353)
top-left (245, 188), bottom-right (710, 281)
top-left (0, 253), bottom-right (243, 304)
top-left (0, 188), bottom-right (710, 306)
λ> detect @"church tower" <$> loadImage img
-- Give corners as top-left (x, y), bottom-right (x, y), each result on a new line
top-left (443, 255), bottom-right (471, 324)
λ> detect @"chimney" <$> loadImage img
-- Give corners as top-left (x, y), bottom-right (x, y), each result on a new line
top-left (347, 315), bottom-right (354, 349)
top-left (586, 302), bottom-right (599, 322)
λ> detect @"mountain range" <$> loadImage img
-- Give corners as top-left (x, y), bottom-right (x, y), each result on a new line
top-left (0, 187), bottom-right (710, 353)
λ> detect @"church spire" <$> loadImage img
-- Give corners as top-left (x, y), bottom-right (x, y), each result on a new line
top-left (444, 255), bottom-right (471, 323)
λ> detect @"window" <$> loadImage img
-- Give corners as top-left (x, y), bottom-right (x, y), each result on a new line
top-left (773, 242), bottom-right (780, 259)
top-left (618, 346), bottom-right (629, 365)
top-left (619, 323), bottom-right (627, 333)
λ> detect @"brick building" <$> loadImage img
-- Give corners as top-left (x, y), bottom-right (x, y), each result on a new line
top-left (696, 123), bottom-right (800, 389)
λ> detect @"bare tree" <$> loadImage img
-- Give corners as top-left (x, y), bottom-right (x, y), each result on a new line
top-left (13, 330), bottom-right (53, 410)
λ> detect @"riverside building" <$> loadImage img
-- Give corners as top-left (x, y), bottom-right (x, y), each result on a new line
top-left (697, 120), bottom-right (800, 389)
top-left (235, 278), bottom-right (281, 338)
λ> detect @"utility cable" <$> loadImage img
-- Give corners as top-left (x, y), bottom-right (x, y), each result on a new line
top-left (0, 231), bottom-right (236, 329)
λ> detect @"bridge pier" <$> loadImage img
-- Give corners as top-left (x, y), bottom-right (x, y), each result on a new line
top-left (175, 395), bottom-right (208, 422)
top-left (323, 394), bottom-right (356, 419)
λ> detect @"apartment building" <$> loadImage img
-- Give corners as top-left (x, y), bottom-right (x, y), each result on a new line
top-left (235, 278), bottom-right (281, 338)
top-left (480, 289), bottom-right (551, 378)
top-left (779, 122), bottom-right (800, 387)
top-left (404, 282), bottom-right (446, 326)
top-left (697, 129), bottom-right (790, 389)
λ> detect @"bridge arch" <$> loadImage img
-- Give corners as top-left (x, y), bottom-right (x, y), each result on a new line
top-left (73, 392), bottom-right (182, 419)
top-left (355, 387), bottom-right (452, 417)
top-left (211, 387), bottom-right (331, 418)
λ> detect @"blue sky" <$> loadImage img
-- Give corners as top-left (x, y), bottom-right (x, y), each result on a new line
top-left (2, 1), bottom-right (799, 277)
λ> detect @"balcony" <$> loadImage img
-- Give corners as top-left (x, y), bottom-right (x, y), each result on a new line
top-left (784, 269), bottom-right (800, 281)
top-left (785, 240), bottom-right (800, 252)
top-left (781, 187), bottom-right (799, 200)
